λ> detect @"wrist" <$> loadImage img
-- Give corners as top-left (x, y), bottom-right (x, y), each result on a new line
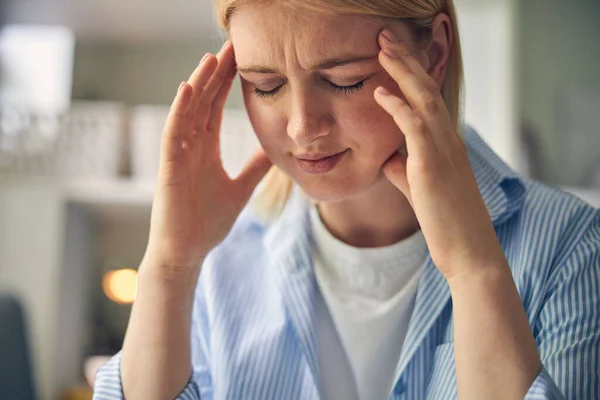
top-left (138, 254), bottom-right (204, 293)
top-left (446, 259), bottom-right (511, 295)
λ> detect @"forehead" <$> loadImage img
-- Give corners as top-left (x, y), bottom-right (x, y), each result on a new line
top-left (230, 5), bottom-right (409, 70)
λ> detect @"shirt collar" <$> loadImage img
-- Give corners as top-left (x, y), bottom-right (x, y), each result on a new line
top-left (259, 124), bottom-right (527, 390)
top-left (462, 124), bottom-right (526, 225)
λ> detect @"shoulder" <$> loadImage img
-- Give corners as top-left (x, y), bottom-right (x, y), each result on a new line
top-left (504, 179), bottom-right (599, 305)
top-left (199, 205), bottom-right (271, 285)
top-left (189, 205), bottom-right (274, 329)
top-left (517, 179), bottom-right (598, 252)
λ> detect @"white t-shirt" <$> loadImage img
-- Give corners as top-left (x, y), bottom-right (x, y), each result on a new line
top-left (310, 206), bottom-right (427, 400)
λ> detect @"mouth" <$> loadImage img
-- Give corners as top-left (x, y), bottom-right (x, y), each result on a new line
top-left (294, 149), bottom-right (349, 174)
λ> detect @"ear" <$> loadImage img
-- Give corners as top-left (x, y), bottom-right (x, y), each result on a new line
top-left (424, 14), bottom-right (453, 89)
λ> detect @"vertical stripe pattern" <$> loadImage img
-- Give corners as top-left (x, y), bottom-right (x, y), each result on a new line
top-left (94, 126), bottom-right (600, 400)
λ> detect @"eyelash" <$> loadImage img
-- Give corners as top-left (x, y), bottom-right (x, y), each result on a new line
top-left (253, 79), bottom-right (366, 98)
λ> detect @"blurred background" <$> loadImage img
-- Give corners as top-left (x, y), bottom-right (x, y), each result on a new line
top-left (0, 0), bottom-right (598, 399)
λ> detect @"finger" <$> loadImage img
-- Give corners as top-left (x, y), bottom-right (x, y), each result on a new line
top-left (373, 86), bottom-right (435, 157)
top-left (234, 148), bottom-right (273, 201)
top-left (382, 151), bottom-right (411, 203)
top-left (206, 64), bottom-right (238, 133)
top-left (378, 30), bottom-right (450, 135)
top-left (195, 41), bottom-right (236, 132)
top-left (379, 30), bottom-right (434, 86)
top-left (187, 53), bottom-right (218, 116)
top-left (161, 82), bottom-right (194, 163)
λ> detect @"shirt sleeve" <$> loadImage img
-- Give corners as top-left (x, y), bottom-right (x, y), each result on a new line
top-left (525, 209), bottom-right (600, 399)
top-left (524, 367), bottom-right (565, 399)
top-left (92, 269), bottom-right (213, 400)
top-left (92, 352), bottom-right (202, 400)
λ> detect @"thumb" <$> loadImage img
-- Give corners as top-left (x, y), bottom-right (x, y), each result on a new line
top-left (234, 147), bottom-right (273, 200)
top-left (382, 151), bottom-right (411, 202)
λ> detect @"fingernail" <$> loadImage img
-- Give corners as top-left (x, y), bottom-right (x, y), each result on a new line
top-left (376, 86), bottom-right (391, 96)
top-left (383, 47), bottom-right (400, 59)
top-left (178, 82), bottom-right (185, 93)
top-left (200, 53), bottom-right (210, 65)
top-left (381, 29), bottom-right (398, 42)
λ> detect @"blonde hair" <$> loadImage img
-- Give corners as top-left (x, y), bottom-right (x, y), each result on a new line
top-left (214, 0), bottom-right (464, 218)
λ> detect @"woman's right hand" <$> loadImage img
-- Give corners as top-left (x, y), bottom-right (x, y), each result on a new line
top-left (144, 41), bottom-right (272, 273)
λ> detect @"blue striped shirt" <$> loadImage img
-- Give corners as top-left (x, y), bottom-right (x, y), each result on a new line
top-left (93, 126), bottom-right (600, 399)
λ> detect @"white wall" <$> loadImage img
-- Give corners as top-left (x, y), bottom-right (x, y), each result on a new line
top-left (71, 1), bottom-right (521, 170)
top-left (456, 0), bottom-right (519, 169)
top-left (0, 179), bottom-right (65, 400)
top-left (9, 3), bottom-right (593, 398)
top-left (5, 0), bottom-right (215, 43)
top-left (519, 0), bottom-right (600, 184)
top-left (71, 39), bottom-right (245, 108)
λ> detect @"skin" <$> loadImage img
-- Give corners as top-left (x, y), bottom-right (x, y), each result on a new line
top-left (119, 4), bottom-right (542, 400)
top-left (232, 8), bottom-right (421, 247)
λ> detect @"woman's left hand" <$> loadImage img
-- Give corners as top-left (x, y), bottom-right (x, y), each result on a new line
top-left (373, 29), bottom-right (507, 282)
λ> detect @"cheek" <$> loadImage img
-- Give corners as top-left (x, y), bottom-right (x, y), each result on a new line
top-left (242, 92), bottom-right (288, 159)
top-left (339, 89), bottom-right (405, 161)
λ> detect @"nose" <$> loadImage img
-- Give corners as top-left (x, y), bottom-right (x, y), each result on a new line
top-left (286, 90), bottom-right (332, 147)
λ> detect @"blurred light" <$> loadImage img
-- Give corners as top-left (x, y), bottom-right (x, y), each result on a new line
top-left (102, 269), bottom-right (138, 304)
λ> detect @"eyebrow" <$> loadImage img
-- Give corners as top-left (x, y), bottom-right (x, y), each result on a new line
top-left (237, 55), bottom-right (376, 74)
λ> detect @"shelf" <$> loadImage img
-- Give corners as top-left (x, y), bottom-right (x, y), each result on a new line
top-left (63, 179), bottom-right (154, 206)
top-left (4, 176), bottom-right (597, 218)
top-left (63, 181), bottom-right (600, 209)
top-left (62, 179), bottom-right (154, 221)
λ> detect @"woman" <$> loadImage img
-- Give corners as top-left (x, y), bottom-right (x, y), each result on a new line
top-left (93, 0), bottom-right (600, 399)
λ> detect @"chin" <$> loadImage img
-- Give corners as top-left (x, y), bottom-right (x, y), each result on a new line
top-left (295, 172), bottom-right (381, 204)
top-left (301, 186), bottom-right (352, 204)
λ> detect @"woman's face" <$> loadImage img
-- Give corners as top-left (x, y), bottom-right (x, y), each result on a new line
top-left (231, 5), bottom-right (419, 202)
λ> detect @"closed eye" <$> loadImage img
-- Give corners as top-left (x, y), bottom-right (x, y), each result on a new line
top-left (253, 78), bottom-right (368, 98)
top-left (326, 80), bottom-right (365, 94)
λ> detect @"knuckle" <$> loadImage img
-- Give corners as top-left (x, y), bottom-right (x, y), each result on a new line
top-left (195, 121), bottom-right (208, 133)
top-left (423, 95), bottom-right (440, 115)
top-left (400, 49), bottom-right (414, 58)
top-left (391, 97), bottom-right (407, 112)
top-left (412, 156), bottom-right (433, 178)
top-left (424, 77), bottom-right (439, 92)
top-left (206, 119), bottom-right (220, 133)
top-left (196, 83), bottom-right (207, 93)
top-left (397, 41), bottom-right (413, 57)
top-left (411, 116), bottom-right (427, 132)
top-left (199, 98), bottom-right (212, 109)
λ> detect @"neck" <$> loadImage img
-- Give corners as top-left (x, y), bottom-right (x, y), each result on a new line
top-left (316, 175), bottom-right (420, 248)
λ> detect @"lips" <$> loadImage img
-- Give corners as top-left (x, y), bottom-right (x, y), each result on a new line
top-left (295, 152), bottom-right (343, 161)
top-left (294, 149), bottom-right (349, 174)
